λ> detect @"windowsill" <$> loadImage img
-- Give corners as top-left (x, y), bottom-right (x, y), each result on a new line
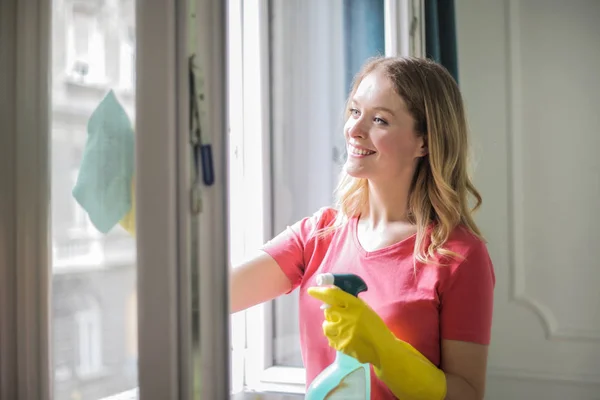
top-left (66, 227), bottom-right (132, 241)
top-left (62, 72), bottom-right (135, 97)
top-left (101, 388), bottom-right (303, 400)
top-left (245, 366), bottom-right (306, 395)
top-left (233, 391), bottom-right (304, 400)
top-left (100, 387), bottom-right (139, 400)
top-left (76, 366), bottom-right (111, 381)
top-left (116, 86), bottom-right (135, 99)
top-left (67, 227), bottom-right (103, 240)
top-left (64, 74), bottom-right (110, 91)
top-left (97, 365), bottom-right (305, 400)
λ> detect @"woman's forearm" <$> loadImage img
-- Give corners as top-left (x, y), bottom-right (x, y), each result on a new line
top-left (229, 251), bottom-right (291, 313)
top-left (443, 372), bottom-right (482, 400)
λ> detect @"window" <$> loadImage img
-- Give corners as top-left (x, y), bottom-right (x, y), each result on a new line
top-left (230, 0), bottom-right (421, 395)
top-left (75, 300), bottom-right (103, 378)
top-left (51, 0), bottom-right (138, 398)
top-left (5, 0), bottom-right (228, 398)
top-left (64, 0), bottom-right (107, 85)
top-left (2, 0), bottom-right (416, 397)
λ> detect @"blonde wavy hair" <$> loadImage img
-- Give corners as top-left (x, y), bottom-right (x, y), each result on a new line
top-left (326, 56), bottom-right (483, 264)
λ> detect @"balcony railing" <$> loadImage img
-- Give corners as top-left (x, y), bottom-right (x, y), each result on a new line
top-left (53, 230), bottom-right (136, 273)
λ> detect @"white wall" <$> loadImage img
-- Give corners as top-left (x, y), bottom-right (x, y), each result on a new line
top-left (456, 0), bottom-right (600, 398)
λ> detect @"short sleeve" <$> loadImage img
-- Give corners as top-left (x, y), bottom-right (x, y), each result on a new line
top-left (261, 207), bottom-right (336, 292)
top-left (440, 240), bottom-right (496, 345)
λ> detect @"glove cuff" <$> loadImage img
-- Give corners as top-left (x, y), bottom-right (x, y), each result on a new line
top-left (373, 338), bottom-right (447, 400)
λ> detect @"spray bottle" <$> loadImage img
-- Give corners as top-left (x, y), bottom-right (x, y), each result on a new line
top-left (305, 273), bottom-right (371, 400)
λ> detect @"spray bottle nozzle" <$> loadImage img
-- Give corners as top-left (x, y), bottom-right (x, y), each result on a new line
top-left (316, 273), bottom-right (368, 298)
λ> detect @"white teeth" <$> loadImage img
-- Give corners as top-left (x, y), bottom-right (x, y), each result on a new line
top-left (349, 145), bottom-right (375, 156)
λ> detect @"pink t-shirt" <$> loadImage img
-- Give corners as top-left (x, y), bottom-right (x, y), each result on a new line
top-left (261, 207), bottom-right (495, 399)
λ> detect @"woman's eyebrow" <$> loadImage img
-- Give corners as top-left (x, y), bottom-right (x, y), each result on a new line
top-left (373, 106), bottom-right (395, 116)
top-left (351, 99), bottom-right (396, 116)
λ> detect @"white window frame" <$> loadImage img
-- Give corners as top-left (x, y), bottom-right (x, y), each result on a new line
top-left (227, 0), bottom-right (248, 395)
top-left (233, 0), bottom-right (423, 396)
top-left (231, 0), bottom-right (294, 394)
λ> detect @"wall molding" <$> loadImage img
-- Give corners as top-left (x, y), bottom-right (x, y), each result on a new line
top-left (505, 0), bottom-right (600, 343)
top-left (488, 365), bottom-right (600, 386)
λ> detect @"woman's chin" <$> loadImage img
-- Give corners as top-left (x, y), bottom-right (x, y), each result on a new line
top-left (343, 163), bottom-right (370, 179)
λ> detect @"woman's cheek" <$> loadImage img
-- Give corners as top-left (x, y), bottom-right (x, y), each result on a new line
top-left (343, 120), bottom-right (355, 138)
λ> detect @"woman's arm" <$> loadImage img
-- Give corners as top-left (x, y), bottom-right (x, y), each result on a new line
top-left (230, 251), bottom-right (292, 313)
top-left (441, 340), bottom-right (489, 400)
top-left (439, 240), bottom-right (495, 399)
top-left (231, 207), bottom-right (334, 312)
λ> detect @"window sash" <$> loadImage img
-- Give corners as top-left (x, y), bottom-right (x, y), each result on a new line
top-left (0, 0), bottom-right (52, 399)
top-left (135, 0), bottom-right (230, 399)
top-left (0, 0), bottom-right (230, 399)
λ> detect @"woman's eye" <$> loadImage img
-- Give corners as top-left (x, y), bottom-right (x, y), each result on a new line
top-left (349, 108), bottom-right (387, 125)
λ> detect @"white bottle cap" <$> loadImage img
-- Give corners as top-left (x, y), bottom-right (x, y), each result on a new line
top-left (316, 273), bottom-right (334, 287)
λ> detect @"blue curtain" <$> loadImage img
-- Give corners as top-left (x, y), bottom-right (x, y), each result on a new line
top-left (424, 0), bottom-right (459, 83)
top-left (343, 0), bottom-right (385, 92)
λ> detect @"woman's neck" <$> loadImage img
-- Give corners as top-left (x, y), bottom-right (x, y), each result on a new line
top-left (362, 177), bottom-right (413, 229)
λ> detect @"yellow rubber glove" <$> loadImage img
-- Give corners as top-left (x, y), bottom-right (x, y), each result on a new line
top-left (307, 286), bottom-right (447, 400)
top-left (118, 178), bottom-right (136, 237)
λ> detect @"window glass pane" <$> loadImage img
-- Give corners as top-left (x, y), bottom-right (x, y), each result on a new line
top-left (50, 0), bottom-right (138, 399)
top-left (270, 0), bottom-right (385, 368)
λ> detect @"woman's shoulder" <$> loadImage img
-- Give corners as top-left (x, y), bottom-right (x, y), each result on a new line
top-left (444, 224), bottom-right (492, 266)
top-left (285, 206), bottom-right (339, 237)
top-left (433, 224), bottom-right (495, 297)
top-left (305, 206), bottom-right (338, 230)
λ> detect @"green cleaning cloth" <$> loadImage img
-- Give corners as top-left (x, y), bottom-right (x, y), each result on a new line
top-left (72, 89), bottom-right (135, 234)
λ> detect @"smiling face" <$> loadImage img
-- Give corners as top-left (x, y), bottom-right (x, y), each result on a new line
top-left (343, 69), bottom-right (427, 183)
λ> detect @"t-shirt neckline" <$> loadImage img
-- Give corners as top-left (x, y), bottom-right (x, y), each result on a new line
top-left (350, 215), bottom-right (416, 258)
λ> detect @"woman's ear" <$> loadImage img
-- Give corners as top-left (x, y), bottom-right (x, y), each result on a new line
top-left (419, 135), bottom-right (428, 157)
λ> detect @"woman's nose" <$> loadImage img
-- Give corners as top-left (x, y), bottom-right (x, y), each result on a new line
top-left (348, 119), bottom-right (367, 139)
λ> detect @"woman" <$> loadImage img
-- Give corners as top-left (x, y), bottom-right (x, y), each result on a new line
top-left (231, 56), bottom-right (495, 400)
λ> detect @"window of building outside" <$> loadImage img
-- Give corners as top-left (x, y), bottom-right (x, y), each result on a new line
top-left (50, 1), bottom-right (138, 400)
top-left (74, 301), bottom-right (103, 378)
